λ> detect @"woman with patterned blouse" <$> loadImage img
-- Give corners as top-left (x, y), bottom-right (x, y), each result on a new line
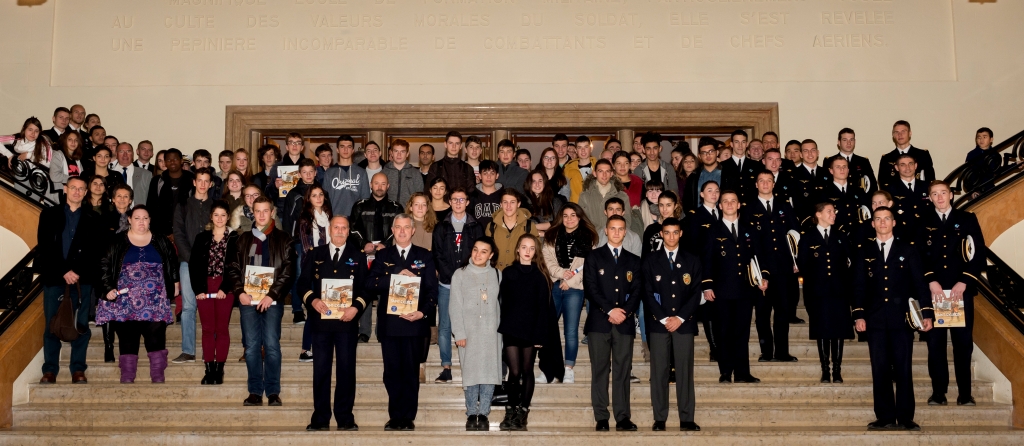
top-left (189, 201), bottom-right (240, 385)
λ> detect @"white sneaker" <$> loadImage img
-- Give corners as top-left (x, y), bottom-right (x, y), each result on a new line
top-left (563, 367), bottom-right (575, 384)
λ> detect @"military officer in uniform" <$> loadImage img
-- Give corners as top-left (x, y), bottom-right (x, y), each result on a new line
top-left (877, 120), bottom-right (935, 192)
top-left (853, 206), bottom-right (933, 431)
top-left (366, 213), bottom-right (439, 431)
top-left (883, 154), bottom-right (930, 236)
top-left (584, 215), bottom-right (643, 432)
top-left (919, 181), bottom-right (985, 406)
top-left (720, 130), bottom-right (763, 206)
top-left (791, 140), bottom-right (830, 225)
top-left (818, 157), bottom-right (868, 238)
top-left (825, 128), bottom-right (877, 197)
top-left (642, 217), bottom-right (703, 431)
top-left (761, 149), bottom-right (797, 209)
top-left (299, 216), bottom-right (369, 431)
top-left (683, 181), bottom-right (721, 362)
top-left (744, 171), bottom-right (800, 362)
top-left (702, 191), bottom-right (769, 384)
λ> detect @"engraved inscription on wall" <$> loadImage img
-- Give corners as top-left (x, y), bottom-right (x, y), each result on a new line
top-left (51, 0), bottom-right (956, 86)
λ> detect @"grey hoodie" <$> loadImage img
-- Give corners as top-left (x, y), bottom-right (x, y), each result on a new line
top-left (633, 159), bottom-right (678, 195)
top-left (323, 164), bottom-right (371, 218)
top-left (383, 160), bottom-right (424, 206)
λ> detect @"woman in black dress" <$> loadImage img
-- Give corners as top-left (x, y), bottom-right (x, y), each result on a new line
top-left (797, 202), bottom-right (854, 384)
top-left (496, 233), bottom-right (554, 431)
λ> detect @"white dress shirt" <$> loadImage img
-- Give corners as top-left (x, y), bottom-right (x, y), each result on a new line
top-left (876, 237), bottom-right (893, 261)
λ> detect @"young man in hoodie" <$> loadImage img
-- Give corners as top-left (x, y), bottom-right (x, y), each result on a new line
top-left (324, 135), bottom-right (371, 218)
top-left (564, 135), bottom-right (597, 203)
top-left (495, 139), bottom-right (528, 194)
top-left (383, 139), bottom-right (424, 206)
top-left (171, 167), bottom-right (215, 364)
top-left (579, 159), bottom-right (633, 231)
top-left (470, 160), bottom-right (503, 221)
top-left (633, 132), bottom-right (679, 199)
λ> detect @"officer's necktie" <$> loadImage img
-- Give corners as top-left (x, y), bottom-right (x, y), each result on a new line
top-left (810, 168), bottom-right (815, 177)
top-left (613, 247), bottom-right (619, 264)
top-left (907, 182), bottom-right (913, 192)
top-left (766, 200), bottom-right (772, 215)
top-left (122, 167), bottom-right (128, 182)
top-left (880, 242), bottom-right (886, 261)
top-left (400, 249), bottom-right (407, 261)
top-left (841, 186), bottom-right (846, 194)
top-left (731, 222), bottom-right (738, 240)
top-left (712, 209), bottom-right (717, 219)
top-left (737, 159), bottom-right (743, 172)
top-left (942, 213), bottom-right (947, 224)
top-left (824, 228), bottom-right (829, 245)
top-left (668, 251), bottom-right (675, 270)
top-left (333, 247), bottom-right (340, 263)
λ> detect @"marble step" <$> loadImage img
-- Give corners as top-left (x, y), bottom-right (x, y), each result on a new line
top-left (53, 360), bottom-right (967, 383)
top-left (1, 426), bottom-right (1021, 446)
top-left (28, 381), bottom-right (993, 405)
top-left (13, 402), bottom-right (1011, 428)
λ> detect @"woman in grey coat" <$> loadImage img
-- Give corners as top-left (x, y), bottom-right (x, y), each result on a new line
top-left (449, 236), bottom-right (503, 431)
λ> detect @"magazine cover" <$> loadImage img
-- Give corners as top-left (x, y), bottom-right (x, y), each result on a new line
top-left (933, 290), bottom-right (966, 328)
top-left (320, 278), bottom-right (353, 320)
top-left (277, 165), bottom-right (300, 198)
top-left (386, 275), bottom-right (421, 316)
top-left (243, 266), bottom-right (275, 305)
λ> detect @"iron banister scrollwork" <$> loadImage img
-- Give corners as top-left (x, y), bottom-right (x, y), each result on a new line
top-left (0, 151), bottom-right (60, 207)
top-left (944, 129), bottom-right (1024, 208)
top-left (0, 248), bottom-right (41, 335)
top-left (977, 254), bottom-right (1024, 335)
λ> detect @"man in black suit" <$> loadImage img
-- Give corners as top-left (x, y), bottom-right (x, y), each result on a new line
top-left (134, 140), bottom-right (156, 173)
top-left (36, 177), bottom-right (101, 384)
top-left (682, 137), bottom-right (737, 213)
top-left (825, 128), bottom-right (877, 197)
top-left (300, 216), bottom-right (369, 431)
top-left (642, 217), bottom-right (703, 432)
top-left (883, 154), bottom-right (930, 236)
top-left (818, 157), bottom-right (869, 238)
top-left (366, 213), bottom-right (438, 431)
top-left (702, 191), bottom-right (769, 384)
top-left (744, 171), bottom-right (800, 362)
top-left (790, 139), bottom-right (829, 225)
top-left (919, 182), bottom-right (985, 407)
top-left (853, 206), bottom-right (934, 431)
top-left (584, 216), bottom-right (642, 432)
top-left (42, 107), bottom-right (71, 150)
top-left (878, 120), bottom-right (935, 192)
top-left (720, 130), bottom-right (762, 206)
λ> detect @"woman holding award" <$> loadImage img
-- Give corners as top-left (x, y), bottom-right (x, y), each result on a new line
top-left (798, 202), bottom-right (855, 384)
top-left (97, 205), bottom-right (179, 384)
top-left (449, 237), bottom-right (503, 431)
top-left (188, 201), bottom-right (239, 385)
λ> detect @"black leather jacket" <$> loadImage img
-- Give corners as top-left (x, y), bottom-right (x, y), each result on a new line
top-left (100, 233), bottom-right (180, 298)
top-left (225, 228), bottom-right (296, 303)
top-left (188, 229), bottom-right (240, 294)
top-left (349, 196), bottom-right (403, 249)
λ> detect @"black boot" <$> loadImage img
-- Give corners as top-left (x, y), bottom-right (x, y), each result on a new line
top-left (831, 340), bottom-right (844, 383)
top-left (499, 406), bottom-right (518, 431)
top-left (102, 324), bottom-right (116, 363)
top-left (201, 362), bottom-right (214, 385)
top-left (214, 362), bottom-right (225, 384)
top-left (513, 406), bottom-right (529, 430)
top-left (817, 340), bottom-right (831, 383)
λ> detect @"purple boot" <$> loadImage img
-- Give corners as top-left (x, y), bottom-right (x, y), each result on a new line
top-left (148, 349), bottom-right (168, 383)
top-left (119, 355), bottom-right (138, 384)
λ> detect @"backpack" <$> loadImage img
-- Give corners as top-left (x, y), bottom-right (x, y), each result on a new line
top-left (49, 284), bottom-right (88, 342)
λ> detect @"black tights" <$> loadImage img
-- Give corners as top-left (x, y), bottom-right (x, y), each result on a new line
top-left (503, 345), bottom-right (537, 408)
top-left (111, 321), bottom-right (167, 355)
top-left (816, 339), bottom-right (844, 368)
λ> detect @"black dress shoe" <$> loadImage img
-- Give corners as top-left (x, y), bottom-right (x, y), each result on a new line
top-left (790, 317), bottom-right (805, 324)
top-left (652, 421), bottom-right (666, 431)
top-left (243, 394), bottom-right (262, 406)
top-left (267, 394), bottom-right (282, 406)
top-left (775, 355), bottom-right (798, 362)
top-left (306, 423), bottom-right (330, 431)
top-left (467, 415), bottom-right (479, 431)
top-left (402, 420), bottom-right (415, 431)
top-left (957, 396), bottom-right (976, 406)
top-left (832, 370), bottom-right (844, 383)
top-left (820, 370), bottom-right (831, 383)
top-left (867, 420), bottom-right (898, 430)
top-left (680, 422), bottom-right (701, 431)
top-left (358, 334), bottom-right (370, 343)
top-left (615, 419), bottom-right (638, 431)
top-left (734, 375), bottom-right (761, 383)
top-left (708, 353), bottom-right (716, 362)
top-left (927, 394), bottom-right (948, 406)
top-left (476, 415), bottom-right (489, 431)
top-left (719, 374), bottom-right (732, 383)
top-left (900, 421), bottom-right (921, 431)
top-left (757, 355), bottom-right (773, 362)
top-left (384, 420), bottom-right (400, 431)
top-left (337, 422), bottom-right (358, 431)
top-left (595, 419), bottom-right (610, 431)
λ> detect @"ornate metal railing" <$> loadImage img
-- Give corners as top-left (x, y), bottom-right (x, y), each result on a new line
top-left (0, 248), bottom-right (40, 335)
top-left (945, 129), bottom-right (1024, 208)
top-left (0, 154), bottom-right (60, 207)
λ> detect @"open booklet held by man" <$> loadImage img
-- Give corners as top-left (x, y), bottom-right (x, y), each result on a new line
top-left (243, 265), bottom-right (277, 306)
top-left (933, 290), bottom-right (966, 328)
top-left (320, 279), bottom-right (353, 320)
top-left (386, 275), bottom-right (421, 316)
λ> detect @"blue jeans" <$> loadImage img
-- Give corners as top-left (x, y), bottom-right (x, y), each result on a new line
top-left (552, 282), bottom-right (584, 366)
top-left (464, 384), bottom-right (495, 416)
top-left (638, 305), bottom-right (648, 343)
top-left (240, 303), bottom-right (283, 396)
top-left (438, 286), bottom-right (453, 367)
top-left (179, 262), bottom-right (197, 356)
top-left (42, 284), bottom-right (92, 375)
top-left (290, 242), bottom-right (304, 314)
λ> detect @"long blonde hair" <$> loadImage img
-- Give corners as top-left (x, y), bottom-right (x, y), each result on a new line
top-left (405, 192), bottom-right (438, 232)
